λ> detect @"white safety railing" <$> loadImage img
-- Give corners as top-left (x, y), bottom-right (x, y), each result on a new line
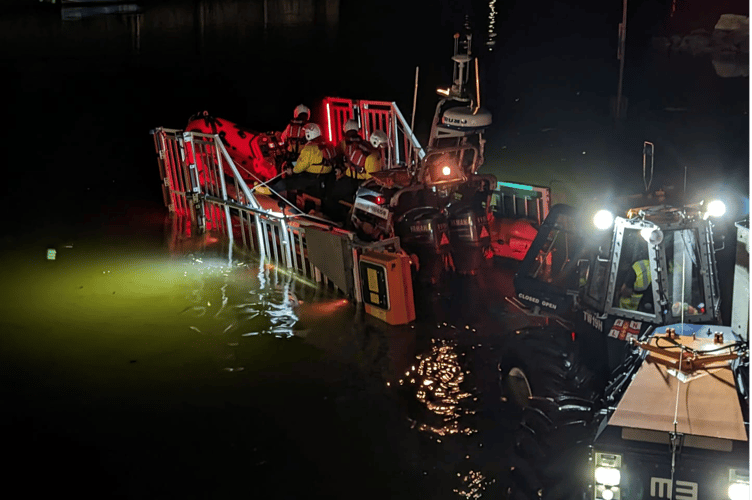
top-left (151, 127), bottom-right (401, 301)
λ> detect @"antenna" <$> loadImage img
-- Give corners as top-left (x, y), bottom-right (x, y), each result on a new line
top-left (642, 141), bottom-right (654, 193)
top-left (683, 166), bottom-right (687, 213)
top-left (408, 66), bottom-right (419, 172)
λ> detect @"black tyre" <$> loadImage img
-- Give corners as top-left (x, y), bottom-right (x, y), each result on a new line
top-left (499, 325), bottom-right (603, 499)
top-left (499, 325), bottom-right (603, 404)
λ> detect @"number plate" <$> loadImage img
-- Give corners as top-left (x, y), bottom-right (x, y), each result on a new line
top-left (354, 198), bottom-right (390, 220)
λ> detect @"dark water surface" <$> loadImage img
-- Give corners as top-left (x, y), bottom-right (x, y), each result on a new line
top-left (0, 198), bottom-right (524, 499)
top-left (2, 1), bottom-right (748, 498)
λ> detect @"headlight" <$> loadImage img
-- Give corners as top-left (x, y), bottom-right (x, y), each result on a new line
top-left (593, 210), bottom-right (614, 230)
top-left (595, 466), bottom-right (621, 486)
top-left (594, 452), bottom-right (622, 488)
top-left (728, 469), bottom-right (749, 500)
top-left (729, 483), bottom-right (749, 500)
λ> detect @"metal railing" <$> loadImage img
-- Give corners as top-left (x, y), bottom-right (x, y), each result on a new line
top-left (323, 97), bottom-right (425, 169)
top-left (492, 181), bottom-right (551, 226)
top-left (151, 127), bottom-right (401, 302)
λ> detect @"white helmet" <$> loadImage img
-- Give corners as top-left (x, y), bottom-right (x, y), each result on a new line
top-left (343, 119), bottom-right (359, 133)
top-left (304, 122), bottom-right (321, 141)
top-left (294, 104), bottom-right (310, 118)
top-left (369, 130), bottom-right (388, 148)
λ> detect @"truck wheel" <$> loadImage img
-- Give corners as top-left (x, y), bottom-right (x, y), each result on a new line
top-left (499, 325), bottom-right (601, 499)
top-left (499, 325), bottom-right (603, 403)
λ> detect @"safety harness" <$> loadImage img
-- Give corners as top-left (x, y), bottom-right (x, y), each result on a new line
top-left (343, 136), bottom-right (371, 178)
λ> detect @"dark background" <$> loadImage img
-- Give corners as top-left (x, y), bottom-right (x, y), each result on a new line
top-left (0, 1), bottom-right (748, 498)
top-left (4, 0), bottom-right (747, 316)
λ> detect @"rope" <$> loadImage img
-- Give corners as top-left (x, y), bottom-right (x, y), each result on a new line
top-left (670, 366), bottom-right (681, 483)
top-left (669, 248), bottom-right (687, 485)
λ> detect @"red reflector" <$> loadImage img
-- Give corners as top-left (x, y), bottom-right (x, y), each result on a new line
top-left (375, 196), bottom-right (386, 205)
top-left (571, 331), bottom-right (576, 341)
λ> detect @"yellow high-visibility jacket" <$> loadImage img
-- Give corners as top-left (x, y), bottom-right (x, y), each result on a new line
top-left (347, 151), bottom-right (382, 180)
top-left (619, 259), bottom-right (651, 310)
top-left (293, 138), bottom-right (335, 175)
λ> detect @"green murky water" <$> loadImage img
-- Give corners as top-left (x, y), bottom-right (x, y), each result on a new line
top-left (0, 202), bottom-right (510, 499)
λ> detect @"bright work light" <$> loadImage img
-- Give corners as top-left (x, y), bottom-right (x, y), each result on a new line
top-left (593, 210), bottom-right (614, 230)
top-left (705, 199), bottom-right (727, 219)
top-left (441, 165), bottom-right (452, 176)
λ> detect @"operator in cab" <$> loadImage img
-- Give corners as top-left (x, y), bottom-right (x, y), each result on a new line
top-left (617, 259), bottom-right (653, 312)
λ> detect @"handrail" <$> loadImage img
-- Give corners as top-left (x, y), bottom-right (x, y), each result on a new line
top-left (391, 100), bottom-right (426, 161)
top-left (151, 126), bottom-right (404, 303)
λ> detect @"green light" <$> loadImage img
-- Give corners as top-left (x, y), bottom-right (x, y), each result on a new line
top-left (497, 181), bottom-right (535, 191)
top-left (47, 248), bottom-right (56, 260)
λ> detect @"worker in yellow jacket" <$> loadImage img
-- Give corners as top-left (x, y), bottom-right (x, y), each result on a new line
top-left (618, 259), bottom-right (653, 311)
top-left (323, 129), bottom-right (387, 221)
top-left (360, 130), bottom-right (387, 179)
top-left (270, 122), bottom-right (335, 199)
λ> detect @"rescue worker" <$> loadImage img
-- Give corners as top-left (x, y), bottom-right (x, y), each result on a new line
top-left (280, 104), bottom-right (310, 161)
top-left (618, 259), bottom-right (652, 311)
top-left (323, 128), bottom-right (386, 221)
top-left (271, 122), bottom-right (335, 200)
top-left (363, 130), bottom-right (388, 177)
top-left (336, 119), bottom-right (370, 166)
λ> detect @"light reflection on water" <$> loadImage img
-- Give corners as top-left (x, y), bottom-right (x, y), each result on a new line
top-left (486, 0), bottom-right (497, 50)
top-left (0, 207), bottom-right (517, 498)
top-left (397, 336), bottom-right (495, 500)
top-left (400, 338), bottom-right (476, 437)
top-left (0, 213), bottom-right (353, 391)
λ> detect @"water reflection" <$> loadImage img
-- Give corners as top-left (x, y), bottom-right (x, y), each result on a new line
top-left (400, 337), bottom-right (477, 437)
top-left (61, 2), bottom-right (141, 22)
top-left (486, 0), bottom-right (497, 50)
top-left (19, 0), bottom-right (340, 58)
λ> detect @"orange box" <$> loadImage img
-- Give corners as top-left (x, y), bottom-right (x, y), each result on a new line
top-left (359, 251), bottom-right (416, 325)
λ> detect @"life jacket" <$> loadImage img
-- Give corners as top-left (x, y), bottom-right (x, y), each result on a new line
top-left (283, 118), bottom-right (308, 155)
top-left (317, 140), bottom-right (337, 169)
top-left (343, 136), bottom-right (371, 178)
